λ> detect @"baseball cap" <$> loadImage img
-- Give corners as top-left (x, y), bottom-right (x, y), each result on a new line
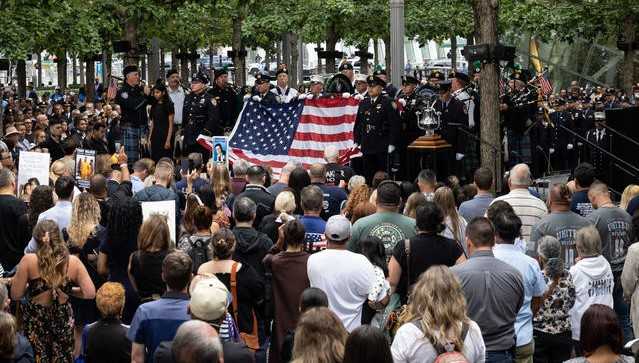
top-left (189, 277), bottom-right (229, 323)
top-left (325, 215), bottom-right (351, 242)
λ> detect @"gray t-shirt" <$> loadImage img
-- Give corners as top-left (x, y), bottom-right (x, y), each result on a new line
top-left (530, 211), bottom-right (592, 267)
top-left (587, 207), bottom-right (634, 272)
top-left (451, 250), bottom-right (524, 352)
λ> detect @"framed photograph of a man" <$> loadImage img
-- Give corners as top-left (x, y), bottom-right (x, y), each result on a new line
top-left (212, 136), bottom-right (228, 168)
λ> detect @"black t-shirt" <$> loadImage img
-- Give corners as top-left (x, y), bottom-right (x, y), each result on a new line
top-left (392, 232), bottom-right (463, 303)
top-left (570, 189), bottom-right (593, 218)
top-left (325, 163), bottom-right (354, 186)
top-left (215, 264), bottom-right (265, 333)
top-left (130, 250), bottom-right (168, 299)
top-left (0, 195), bottom-right (27, 270)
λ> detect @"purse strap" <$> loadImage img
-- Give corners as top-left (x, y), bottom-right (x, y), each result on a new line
top-left (229, 262), bottom-right (259, 337)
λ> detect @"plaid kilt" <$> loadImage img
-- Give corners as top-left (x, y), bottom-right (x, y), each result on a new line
top-left (122, 126), bottom-right (142, 163)
top-left (507, 130), bottom-right (531, 166)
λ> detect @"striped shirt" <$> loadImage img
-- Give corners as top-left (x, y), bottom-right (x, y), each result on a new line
top-left (492, 189), bottom-right (548, 249)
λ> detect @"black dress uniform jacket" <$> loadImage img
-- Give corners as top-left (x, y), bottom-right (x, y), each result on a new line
top-left (208, 83), bottom-right (238, 130)
top-left (397, 91), bottom-right (421, 145)
top-left (435, 96), bottom-right (467, 154)
top-left (354, 95), bottom-right (400, 155)
top-left (182, 90), bottom-right (221, 148)
top-left (115, 83), bottom-right (151, 128)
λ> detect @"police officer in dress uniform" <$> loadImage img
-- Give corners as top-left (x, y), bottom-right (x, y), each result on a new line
top-left (251, 72), bottom-right (278, 104)
top-left (500, 68), bottom-right (536, 167)
top-left (585, 104), bottom-right (612, 183)
top-left (434, 75), bottom-right (468, 179)
top-left (354, 75), bottom-right (400, 184)
top-left (530, 108), bottom-right (556, 177)
top-left (450, 70), bottom-right (478, 182)
top-left (353, 74), bottom-right (369, 99)
top-left (115, 65), bottom-right (152, 164)
top-left (301, 76), bottom-right (324, 100)
top-left (396, 75), bottom-right (420, 180)
top-left (182, 72), bottom-right (221, 161)
top-left (548, 98), bottom-right (576, 171)
top-left (207, 68), bottom-right (238, 134)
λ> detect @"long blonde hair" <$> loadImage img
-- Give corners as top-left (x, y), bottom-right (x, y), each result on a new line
top-left (434, 187), bottom-right (462, 243)
top-left (34, 220), bottom-right (69, 289)
top-left (405, 265), bottom-right (469, 352)
top-left (620, 184), bottom-right (639, 210)
top-left (292, 307), bottom-right (348, 363)
top-left (210, 163), bottom-right (231, 205)
top-left (67, 192), bottom-right (101, 248)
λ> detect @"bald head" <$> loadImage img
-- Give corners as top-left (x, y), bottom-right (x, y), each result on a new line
top-left (309, 163), bottom-right (326, 182)
top-left (89, 174), bottom-right (107, 198)
top-left (509, 163), bottom-right (532, 189)
top-left (549, 183), bottom-right (571, 211)
top-left (588, 181), bottom-right (611, 209)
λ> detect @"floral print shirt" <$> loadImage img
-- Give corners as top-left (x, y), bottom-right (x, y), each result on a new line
top-left (533, 271), bottom-right (576, 334)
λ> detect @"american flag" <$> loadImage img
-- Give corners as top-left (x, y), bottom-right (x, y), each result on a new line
top-left (220, 97), bottom-right (361, 176)
top-left (106, 75), bottom-right (118, 100)
top-left (538, 73), bottom-right (553, 95)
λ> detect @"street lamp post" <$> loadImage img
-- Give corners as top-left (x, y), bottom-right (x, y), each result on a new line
top-left (390, 0), bottom-right (405, 85)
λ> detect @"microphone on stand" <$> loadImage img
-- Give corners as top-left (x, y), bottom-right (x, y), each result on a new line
top-left (536, 145), bottom-right (553, 176)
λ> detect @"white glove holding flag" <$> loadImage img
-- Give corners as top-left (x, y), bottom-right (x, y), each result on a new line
top-left (398, 98), bottom-right (407, 107)
top-left (297, 93), bottom-right (306, 100)
top-left (252, 95), bottom-right (262, 102)
top-left (388, 145), bottom-right (396, 154)
top-left (243, 94), bottom-right (251, 101)
top-left (567, 143), bottom-right (574, 150)
top-left (354, 94), bottom-right (364, 101)
top-left (456, 153), bottom-right (465, 160)
top-left (549, 148), bottom-right (555, 154)
top-left (342, 92), bottom-right (351, 99)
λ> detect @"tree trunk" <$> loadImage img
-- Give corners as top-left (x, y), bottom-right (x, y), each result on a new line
top-left (148, 37), bottom-right (161, 82)
top-left (37, 52), bottom-right (43, 87)
top-left (450, 36), bottom-right (458, 71)
top-left (359, 43), bottom-right (370, 75)
top-left (473, 0), bottom-right (502, 191)
top-left (622, 15), bottom-right (636, 95)
top-left (289, 32), bottom-right (299, 86)
top-left (57, 52), bottom-right (67, 88)
top-left (208, 44), bottom-right (214, 80)
top-left (326, 22), bottom-right (338, 74)
top-left (72, 55), bottom-right (78, 85)
top-left (79, 56), bottom-right (85, 86)
top-left (86, 60), bottom-right (95, 102)
top-left (232, 14), bottom-right (246, 87)
top-left (190, 51), bottom-right (198, 77)
top-left (180, 48), bottom-right (189, 81)
top-left (374, 39), bottom-right (380, 68)
top-left (384, 35), bottom-right (391, 72)
top-left (282, 33), bottom-right (291, 68)
top-left (124, 19), bottom-right (138, 65)
top-left (171, 48), bottom-right (179, 70)
top-left (16, 59), bottom-right (26, 98)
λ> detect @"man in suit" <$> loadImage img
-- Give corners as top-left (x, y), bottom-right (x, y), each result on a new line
top-left (585, 105), bottom-right (612, 183)
top-left (435, 78), bottom-right (467, 179)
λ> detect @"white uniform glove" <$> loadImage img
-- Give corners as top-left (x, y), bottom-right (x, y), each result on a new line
top-left (398, 98), bottom-right (407, 107)
top-left (252, 95), bottom-right (262, 102)
top-left (388, 145), bottom-right (396, 154)
top-left (567, 143), bottom-right (574, 150)
top-left (342, 92), bottom-right (351, 99)
top-left (243, 94), bottom-right (251, 101)
top-left (354, 94), bottom-right (364, 101)
top-left (549, 148), bottom-right (555, 154)
top-left (297, 93), bottom-right (307, 100)
top-left (455, 153), bottom-right (465, 161)
top-left (577, 142), bottom-right (583, 147)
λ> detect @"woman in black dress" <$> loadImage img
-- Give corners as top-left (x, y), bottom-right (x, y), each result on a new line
top-left (149, 80), bottom-right (174, 162)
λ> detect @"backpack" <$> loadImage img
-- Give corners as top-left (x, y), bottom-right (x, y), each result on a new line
top-left (188, 236), bottom-right (211, 272)
top-left (411, 320), bottom-right (470, 363)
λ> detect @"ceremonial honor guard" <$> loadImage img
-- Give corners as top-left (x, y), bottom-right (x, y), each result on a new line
top-left (271, 65), bottom-right (299, 103)
top-left (301, 75), bottom-right (324, 100)
top-left (500, 67), bottom-right (536, 167)
top-left (548, 98), bottom-right (576, 171)
top-left (354, 75), bottom-right (400, 183)
top-left (450, 70), bottom-right (479, 181)
top-left (182, 72), bottom-right (221, 160)
top-left (251, 72), bottom-right (277, 104)
top-left (434, 75), bottom-right (467, 179)
top-left (115, 64), bottom-right (152, 164)
top-left (396, 75), bottom-right (420, 180)
top-left (585, 105), bottom-right (612, 182)
top-left (373, 69), bottom-right (398, 98)
top-left (208, 68), bottom-right (239, 133)
top-left (530, 109), bottom-right (556, 177)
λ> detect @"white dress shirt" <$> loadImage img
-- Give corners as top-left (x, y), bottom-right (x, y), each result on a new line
top-left (168, 86), bottom-right (185, 126)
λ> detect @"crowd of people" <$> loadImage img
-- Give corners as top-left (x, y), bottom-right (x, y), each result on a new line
top-left (0, 63), bottom-right (639, 363)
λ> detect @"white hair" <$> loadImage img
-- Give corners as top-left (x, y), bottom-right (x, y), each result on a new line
top-left (509, 163), bottom-right (532, 187)
top-left (324, 145), bottom-right (339, 162)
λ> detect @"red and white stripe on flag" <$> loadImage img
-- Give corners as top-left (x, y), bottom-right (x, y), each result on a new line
top-left (229, 97), bottom-right (362, 177)
top-left (539, 75), bottom-right (553, 95)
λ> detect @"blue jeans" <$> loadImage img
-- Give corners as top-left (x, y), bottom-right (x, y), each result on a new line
top-left (614, 274), bottom-right (634, 343)
top-left (486, 350), bottom-right (514, 363)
